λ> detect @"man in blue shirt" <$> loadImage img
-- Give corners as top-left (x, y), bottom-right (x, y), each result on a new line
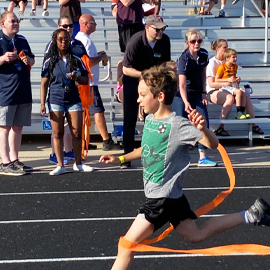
top-left (0, 11), bottom-right (35, 176)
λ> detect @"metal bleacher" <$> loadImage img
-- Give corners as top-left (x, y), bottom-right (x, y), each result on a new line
top-left (0, 0), bottom-right (269, 142)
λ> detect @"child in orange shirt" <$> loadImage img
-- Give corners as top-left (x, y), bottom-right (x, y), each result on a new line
top-left (215, 48), bottom-right (250, 120)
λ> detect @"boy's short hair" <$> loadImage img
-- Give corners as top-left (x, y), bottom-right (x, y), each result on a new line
top-left (224, 48), bottom-right (237, 59)
top-left (140, 64), bottom-right (177, 105)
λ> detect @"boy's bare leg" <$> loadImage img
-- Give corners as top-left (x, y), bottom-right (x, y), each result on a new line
top-left (18, 1), bottom-right (25, 13)
top-left (7, 2), bottom-right (16, 12)
top-left (233, 88), bottom-right (243, 107)
top-left (111, 215), bottom-right (154, 270)
top-left (176, 213), bottom-right (243, 243)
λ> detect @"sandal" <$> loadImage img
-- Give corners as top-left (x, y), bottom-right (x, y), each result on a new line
top-left (214, 127), bottom-right (230, 136)
top-left (252, 125), bottom-right (264, 134)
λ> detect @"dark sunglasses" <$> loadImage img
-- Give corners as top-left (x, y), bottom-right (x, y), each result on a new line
top-left (190, 39), bottom-right (203, 44)
top-left (57, 37), bottom-right (72, 42)
top-left (7, 19), bottom-right (20, 24)
top-left (60, 24), bottom-right (74, 29)
top-left (151, 26), bottom-right (166, 32)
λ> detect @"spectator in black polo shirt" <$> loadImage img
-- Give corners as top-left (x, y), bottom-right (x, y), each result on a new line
top-left (172, 28), bottom-right (217, 167)
top-left (0, 11), bottom-right (35, 176)
top-left (122, 15), bottom-right (170, 168)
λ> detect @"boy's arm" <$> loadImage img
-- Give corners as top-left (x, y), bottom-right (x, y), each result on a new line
top-left (99, 147), bottom-right (142, 165)
top-left (188, 110), bottom-right (218, 150)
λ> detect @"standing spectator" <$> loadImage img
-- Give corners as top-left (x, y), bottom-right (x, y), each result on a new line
top-left (59, 0), bottom-right (85, 38)
top-left (76, 14), bottom-right (117, 151)
top-left (122, 15), bottom-right (170, 167)
top-left (172, 28), bottom-right (217, 167)
top-left (0, 11), bottom-right (35, 176)
top-left (40, 29), bottom-right (94, 175)
top-left (8, 0), bottom-right (27, 16)
top-left (29, 0), bottom-right (49, 16)
top-left (44, 15), bottom-right (89, 165)
top-left (116, 0), bottom-right (145, 53)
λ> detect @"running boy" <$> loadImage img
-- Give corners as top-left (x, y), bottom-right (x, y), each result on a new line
top-left (215, 48), bottom-right (250, 120)
top-left (99, 64), bottom-right (270, 270)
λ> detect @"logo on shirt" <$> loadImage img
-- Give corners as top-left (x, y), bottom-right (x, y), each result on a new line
top-left (158, 124), bottom-right (167, 134)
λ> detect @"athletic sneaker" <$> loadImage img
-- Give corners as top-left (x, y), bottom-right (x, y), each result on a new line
top-left (198, 157), bottom-right (217, 167)
top-left (244, 112), bottom-right (251, 119)
top-left (218, 9), bottom-right (225, 17)
top-left (73, 163), bottom-right (94, 172)
top-left (42, 10), bottom-right (49, 16)
top-left (232, 0), bottom-right (240, 4)
top-left (18, 10), bottom-right (24, 16)
top-left (29, 10), bottom-right (36, 16)
top-left (64, 151), bottom-right (75, 160)
top-left (248, 198), bottom-right (270, 226)
top-left (49, 166), bottom-right (66, 176)
top-left (102, 138), bottom-right (118, 151)
top-left (235, 111), bottom-right (246, 120)
top-left (49, 153), bottom-right (68, 165)
top-left (13, 160), bottom-right (33, 172)
top-left (0, 163), bottom-right (26, 176)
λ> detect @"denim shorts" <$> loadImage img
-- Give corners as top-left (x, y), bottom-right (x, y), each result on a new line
top-left (48, 102), bottom-right (83, 114)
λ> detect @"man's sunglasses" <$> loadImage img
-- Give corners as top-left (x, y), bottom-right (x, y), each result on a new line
top-left (60, 24), bottom-right (74, 29)
top-left (151, 26), bottom-right (166, 32)
top-left (189, 39), bottom-right (203, 44)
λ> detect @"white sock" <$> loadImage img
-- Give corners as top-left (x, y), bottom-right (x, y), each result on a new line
top-left (241, 210), bottom-right (258, 224)
top-left (221, 4), bottom-right (225, 10)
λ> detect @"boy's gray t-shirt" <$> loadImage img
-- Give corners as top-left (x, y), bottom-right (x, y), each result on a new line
top-left (141, 112), bottom-right (203, 199)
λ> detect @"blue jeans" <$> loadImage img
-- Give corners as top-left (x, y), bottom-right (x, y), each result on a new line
top-left (172, 95), bottom-right (209, 152)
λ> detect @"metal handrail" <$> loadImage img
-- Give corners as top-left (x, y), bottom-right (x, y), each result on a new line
top-left (99, 56), bottom-right (112, 82)
top-left (241, 0), bottom-right (269, 63)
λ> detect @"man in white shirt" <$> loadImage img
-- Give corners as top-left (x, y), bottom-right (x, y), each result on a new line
top-left (76, 14), bottom-right (116, 151)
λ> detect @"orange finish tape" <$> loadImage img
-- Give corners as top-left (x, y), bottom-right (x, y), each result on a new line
top-left (118, 143), bottom-right (270, 255)
top-left (119, 237), bottom-right (270, 255)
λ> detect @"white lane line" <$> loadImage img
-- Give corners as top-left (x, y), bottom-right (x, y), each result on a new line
top-left (0, 215), bottom-right (223, 224)
top-left (0, 252), bottom-right (262, 264)
top-left (0, 185), bottom-right (269, 196)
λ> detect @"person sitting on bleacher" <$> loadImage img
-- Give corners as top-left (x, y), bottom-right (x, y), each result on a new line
top-left (215, 48), bottom-right (250, 120)
top-left (199, 0), bottom-right (227, 17)
top-left (206, 39), bottom-right (264, 136)
top-left (29, 0), bottom-right (49, 16)
top-left (8, 0), bottom-right (27, 16)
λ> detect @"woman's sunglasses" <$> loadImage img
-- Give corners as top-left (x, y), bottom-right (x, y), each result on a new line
top-left (60, 24), bottom-right (74, 29)
top-left (189, 39), bottom-right (203, 44)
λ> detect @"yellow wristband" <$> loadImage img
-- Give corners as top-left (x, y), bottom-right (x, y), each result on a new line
top-left (119, 155), bottom-right (125, 164)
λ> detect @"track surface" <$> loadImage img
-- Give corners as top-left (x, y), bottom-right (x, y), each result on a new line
top-left (0, 167), bottom-right (270, 270)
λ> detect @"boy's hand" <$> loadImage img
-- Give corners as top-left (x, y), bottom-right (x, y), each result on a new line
top-left (188, 109), bottom-right (206, 131)
top-left (236, 77), bottom-right (241, 83)
top-left (99, 155), bottom-right (121, 165)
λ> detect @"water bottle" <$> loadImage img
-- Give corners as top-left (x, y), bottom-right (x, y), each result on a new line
top-left (162, 4), bottom-right (165, 16)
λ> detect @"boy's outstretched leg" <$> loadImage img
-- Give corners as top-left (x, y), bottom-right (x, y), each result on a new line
top-left (176, 198), bottom-right (270, 243)
top-left (111, 215), bottom-right (154, 270)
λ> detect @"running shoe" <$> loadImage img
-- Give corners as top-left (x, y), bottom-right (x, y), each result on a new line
top-left (248, 198), bottom-right (270, 226)
top-left (218, 9), bottom-right (225, 17)
top-left (49, 153), bottom-right (68, 165)
top-left (29, 10), bottom-right (36, 16)
top-left (42, 10), bottom-right (49, 16)
top-left (64, 151), bottom-right (75, 160)
top-left (235, 111), bottom-right (246, 120)
top-left (13, 160), bottom-right (33, 172)
top-left (49, 166), bottom-right (66, 176)
top-left (0, 163), bottom-right (26, 176)
top-left (244, 112), bottom-right (251, 119)
top-left (198, 157), bottom-right (217, 167)
top-left (73, 163), bottom-right (94, 172)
